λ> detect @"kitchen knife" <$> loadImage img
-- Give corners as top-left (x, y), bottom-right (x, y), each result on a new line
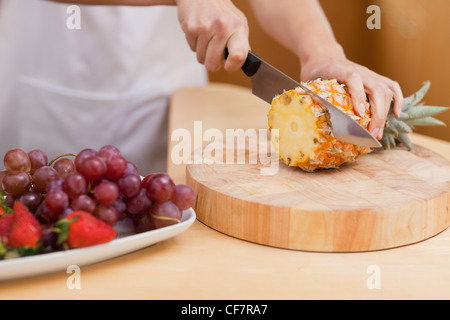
top-left (230, 50), bottom-right (382, 148)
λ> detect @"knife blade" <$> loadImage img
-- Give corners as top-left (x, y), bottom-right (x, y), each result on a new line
top-left (234, 50), bottom-right (382, 148)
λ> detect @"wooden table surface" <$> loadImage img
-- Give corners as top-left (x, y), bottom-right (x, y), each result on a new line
top-left (1, 83), bottom-right (449, 300)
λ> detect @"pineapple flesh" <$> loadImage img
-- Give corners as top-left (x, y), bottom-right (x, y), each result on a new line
top-left (268, 79), bottom-right (448, 172)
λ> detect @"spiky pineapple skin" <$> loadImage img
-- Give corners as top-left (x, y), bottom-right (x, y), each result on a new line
top-left (268, 79), bottom-right (372, 172)
top-left (268, 79), bottom-right (447, 172)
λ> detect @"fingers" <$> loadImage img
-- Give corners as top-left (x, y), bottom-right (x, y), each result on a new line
top-left (203, 23), bottom-right (249, 72)
top-left (193, 28), bottom-right (213, 66)
top-left (366, 84), bottom-right (392, 140)
top-left (345, 70), bottom-right (403, 141)
top-left (223, 32), bottom-right (249, 72)
top-left (345, 72), bottom-right (367, 117)
top-left (390, 81), bottom-right (404, 118)
top-left (301, 55), bottom-right (406, 142)
top-left (178, 0), bottom-right (249, 72)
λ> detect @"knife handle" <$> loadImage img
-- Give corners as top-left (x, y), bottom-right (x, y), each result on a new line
top-left (224, 49), bottom-right (261, 77)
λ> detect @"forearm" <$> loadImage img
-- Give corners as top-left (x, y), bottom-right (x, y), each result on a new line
top-left (248, 0), bottom-right (345, 64)
top-left (47, 0), bottom-right (175, 6)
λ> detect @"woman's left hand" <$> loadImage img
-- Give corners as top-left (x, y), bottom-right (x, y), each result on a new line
top-left (300, 54), bottom-right (404, 140)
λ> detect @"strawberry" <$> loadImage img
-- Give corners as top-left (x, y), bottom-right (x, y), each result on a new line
top-left (8, 201), bottom-right (43, 250)
top-left (0, 213), bottom-right (13, 245)
top-left (55, 211), bottom-right (116, 249)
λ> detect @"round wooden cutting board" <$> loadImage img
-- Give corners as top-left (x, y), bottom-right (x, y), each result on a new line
top-left (186, 143), bottom-right (450, 252)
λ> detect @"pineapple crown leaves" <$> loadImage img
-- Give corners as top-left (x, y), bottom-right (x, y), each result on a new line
top-left (381, 81), bottom-right (449, 150)
top-left (402, 81), bottom-right (431, 110)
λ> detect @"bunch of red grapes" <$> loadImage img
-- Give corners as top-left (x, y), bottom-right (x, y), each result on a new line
top-left (0, 145), bottom-right (196, 233)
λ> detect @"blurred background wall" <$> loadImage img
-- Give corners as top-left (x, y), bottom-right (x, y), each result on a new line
top-left (209, 0), bottom-right (450, 142)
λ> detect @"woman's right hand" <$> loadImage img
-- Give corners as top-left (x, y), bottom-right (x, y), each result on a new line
top-left (175, 0), bottom-right (250, 72)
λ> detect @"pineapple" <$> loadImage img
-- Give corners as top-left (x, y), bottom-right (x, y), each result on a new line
top-left (268, 79), bottom-right (448, 172)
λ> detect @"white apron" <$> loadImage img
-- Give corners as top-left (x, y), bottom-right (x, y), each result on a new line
top-left (0, 0), bottom-right (208, 175)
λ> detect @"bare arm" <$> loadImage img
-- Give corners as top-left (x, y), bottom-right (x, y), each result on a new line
top-left (248, 0), bottom-right (404, 139)
top-left (248, 0), bottom-right (344, 66)
top-left (46, 0), bottom-right (402, 138)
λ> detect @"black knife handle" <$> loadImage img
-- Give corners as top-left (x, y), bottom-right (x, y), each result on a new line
top-left (224, 49), bottom-right (261, 77)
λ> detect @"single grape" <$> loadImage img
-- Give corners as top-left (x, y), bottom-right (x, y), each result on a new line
top-left (118, 174), bottom-right (141, 198)
top-left (2, 171), bottom-right (32, 197)
top-left (4, 193), bottom-right (15, 207)
top-left (32, 166), bottom-right (59, 193)
top-left (79, 156), bottom-right (107, 181)
top-left (170, 184), bottom-right (196, 210)
top-left (46, 177), bottom-right (64, 192)
top-left (150, 201), bottom-right (181, 229)
top-left (42, 225), bottom-right (65, 251)
top-left (71, 194), bottom-right (96, 213)
top-left (18, 191), bottom-right (41, 213)
top-left (146, 173), bottom-right (175, 203)
top-left (74, 148), bottom-right (97, 171)
top-left (28, 149), bottom-right (48, 174)
top-left (94, 204), bottom-right (120, 226)
top-left (4, 148), bottom-right (31, 173)
top-left (93, 180), bottom-right (119, 206)
top-left (123, 161), bottom-right (139, 177)
top-left (0, 170), bottom-right (7, 191)
top-left (44, 190), bottom-right (69, 214)
top-left (53, 158), bottom-right (75, 179)
top-left (141, 173), bottom-right (156, 189)
top-left (126, 188), bottom-right (152, 215)
top-left (62, 207), bottom-right (73, 219)
top-left (35, 202), bottom-right (61, 224)
top-left (98, 145), bottom-right (121, 162)
top-left (104, 155), bottom-right (127, 181)
top-left (63, 172), bottom-right (87, 199)
top-left (131, 212), bottom-right (154, 233)
top-left (111, 198), bottom-right (126, 220)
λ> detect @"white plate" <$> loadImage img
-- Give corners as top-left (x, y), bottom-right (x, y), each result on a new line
top-left (0, 208), bottom-right (196, 282)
